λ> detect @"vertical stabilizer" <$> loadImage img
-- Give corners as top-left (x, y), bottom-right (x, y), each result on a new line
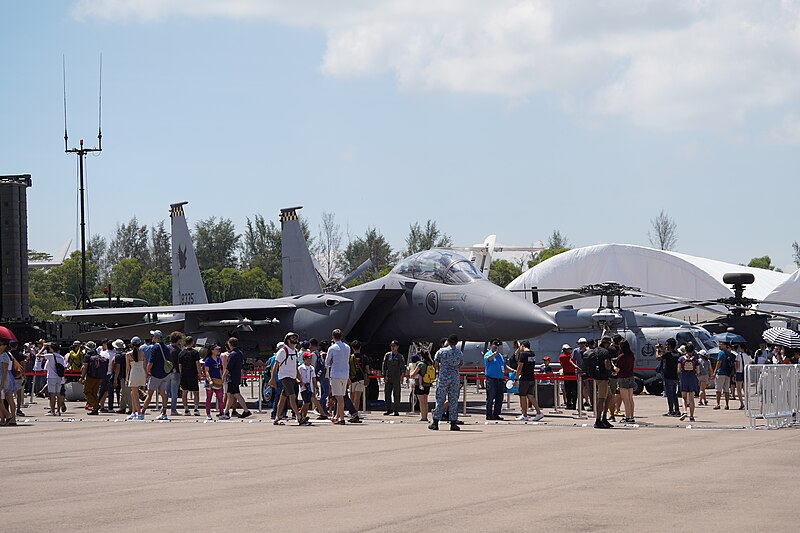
top-left (170, 202), bottom-right (208, 305)
top-left (280, 206), bottom-right (322, 296)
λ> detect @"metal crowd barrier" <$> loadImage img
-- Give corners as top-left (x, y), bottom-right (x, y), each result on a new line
top-left (744, 364), bottom-right (799, 429)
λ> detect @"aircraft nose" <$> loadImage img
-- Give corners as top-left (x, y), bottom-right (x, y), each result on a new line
top-left (483, 291), bottom-right (556, 340)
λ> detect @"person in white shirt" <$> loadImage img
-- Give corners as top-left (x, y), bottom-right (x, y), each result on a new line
top-left (755, 342), bottom-right (771, 365)
top-left (325, 329), bottom-right (351, 425)
top-left (297, 353), bottom-right (317, 422)
top-left (267, 332), bottom-right (309, 426)
top-left (44, 343), bottom-right (67, 416)
top-left (98, 340), bottom-right (118, 413)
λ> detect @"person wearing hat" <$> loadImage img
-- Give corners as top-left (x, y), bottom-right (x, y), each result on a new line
top-left (269, 332), bottom-right (307, 425)
top-left (559, 344), bottom-right (578, 410)
top-left (573, 337), bottom-right (592, 408)
top-left (429, 334), bottom-right (464, 431)
top-left (697, 349), bottom-right (711, 406)
top-left (382, 341), bottom-right (406, 416)
top-left (141, 331), bottom-right (171, 420)
top-left (110, 339), bottom-right (131, 415)
top-left (483, 339), bottom-right (506, 420)
top-left (81, 341), bottom-right (108, 415)
top-left (222, 337), bottom-right (252, 419)
top-left (44, 342), bottom-right (67, 416)
top-left (0, 337), bottom-right (19, 426)
top-left (67, 340), bottom-right (84, 373)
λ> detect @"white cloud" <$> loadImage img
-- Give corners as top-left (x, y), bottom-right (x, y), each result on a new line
top-left (73, 0), bottom-right (800, 136)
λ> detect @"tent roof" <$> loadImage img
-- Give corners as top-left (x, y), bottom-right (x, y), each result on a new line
top-left (758, 268), bottom-right (800, 316)
top-left (507, 244), bottom-right (789, 320)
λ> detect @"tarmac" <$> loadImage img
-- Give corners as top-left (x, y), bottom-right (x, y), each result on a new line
top-left (3, 387), bottom-right (798, 532)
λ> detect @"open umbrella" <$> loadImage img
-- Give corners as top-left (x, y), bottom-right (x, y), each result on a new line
top-left (0, 325), bottom-right (18, 342)
top-left (713, 332), bottom-right (746, 345)
top-left (762, 327), bottom-right (800, 349)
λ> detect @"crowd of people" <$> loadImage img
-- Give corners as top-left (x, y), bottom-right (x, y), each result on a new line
top-left (2, 327), bottom-right (796, 429)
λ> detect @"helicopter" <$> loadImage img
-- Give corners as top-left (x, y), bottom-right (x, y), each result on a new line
top-left (464, 282), bottom-right (721, 396)
top-left (631, 272), bottom-right (800, 351)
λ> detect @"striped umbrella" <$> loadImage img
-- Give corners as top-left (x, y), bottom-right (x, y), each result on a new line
top-left (762, 327), bottom-right (800, 348)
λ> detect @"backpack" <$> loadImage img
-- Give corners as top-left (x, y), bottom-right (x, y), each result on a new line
top-left (313, 351), bottom-right (326, 380)
top-left (10, 356), bottom-right (24, 379)
top-left (582, 349), bottom-right (601, 379)
top-left (681, 356), bottom-right (695, 373)
top-left (54, 355), bottom-right (65, 378)
top-left (349, 354), bottom-right (358, 380)
top-left (422, 362), bottom-right (436, 385)
top-left (727, 352), bottom-right (737, 376)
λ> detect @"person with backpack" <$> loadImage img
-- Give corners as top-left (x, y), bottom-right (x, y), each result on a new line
top-left (410, 350), bottom-right (434, 422)
top-left (81, 343), bottom-right (109, 416)
top-left (141, 331), bottom-right (171, 420)
top-left (713, 341), bottom-right (733, 410)
top-left (678, 343), bottom-right (700, 421)
top-left (44, 343), bottom-right (67, 416)
top-left (268, 332), bottom-right (309, 426)
top-left (589, 336), bottom-right (614, 429)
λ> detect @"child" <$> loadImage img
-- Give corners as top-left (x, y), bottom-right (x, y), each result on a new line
top-left (298, 352), bottom-right (317, 421)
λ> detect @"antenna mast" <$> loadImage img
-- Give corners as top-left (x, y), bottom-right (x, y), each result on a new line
top-left (63, 54), bottom-right (103, 310)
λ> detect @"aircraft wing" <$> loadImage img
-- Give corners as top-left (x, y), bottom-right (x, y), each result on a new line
top-left (54, 300), bottom-right (298, 325)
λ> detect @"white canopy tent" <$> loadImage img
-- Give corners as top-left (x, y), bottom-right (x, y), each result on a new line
top-left (758, 268), bottom-right (800, 319)
top-left (507, 244), bottom-right (790, 321)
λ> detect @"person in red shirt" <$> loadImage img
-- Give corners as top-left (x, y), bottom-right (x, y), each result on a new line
top-left (613, 340), bottom-right (637, 423)
top-left (558, 344), bottom-right (578, 410)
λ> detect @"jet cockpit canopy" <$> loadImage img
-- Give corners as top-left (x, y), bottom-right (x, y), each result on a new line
top-left (391, 250), bottom-right (485, 285)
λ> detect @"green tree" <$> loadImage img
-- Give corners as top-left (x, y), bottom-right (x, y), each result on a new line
top-left (343, 227), bottom-right (394, 284)
top-left (488, 259), bottom-right (523, 288)
top-left (747, 256), bottom-right (782, 272)
top-left (28, 250), bottom-right (53, 262)
top-left (194, 217), bottom-right (240, 271)
top-left (108, 258), bottom-right (144, 298)
top-left (107, 217), bottom-right (150, 268)
top-left (139, 270), bottom-right (171, 305)
top-left (404, 220), bottom-right (453, 256)
top-left (148, 221), bottom-right (171, 275)
top-left (28, 268), bottom-right (72, 319)
top-left (240, 214), bottom-right (312, 286)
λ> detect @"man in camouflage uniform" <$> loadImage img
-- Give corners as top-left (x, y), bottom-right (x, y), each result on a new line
top-left (429, 334), bottom-right (463, 431)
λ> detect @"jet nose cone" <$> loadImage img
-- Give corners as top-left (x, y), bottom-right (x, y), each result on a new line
top-left (483, 291), bottom-right (556, 340)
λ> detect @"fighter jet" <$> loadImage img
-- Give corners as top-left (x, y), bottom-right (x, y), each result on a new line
top-left (54, 205), bottom-right (556, 351)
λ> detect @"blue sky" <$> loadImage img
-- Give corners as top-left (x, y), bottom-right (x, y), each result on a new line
top-left (2, 1), bottom-right (799, 271)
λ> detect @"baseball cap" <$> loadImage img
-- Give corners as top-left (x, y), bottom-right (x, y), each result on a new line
top-left (150, 329), bottom-right (163, 338)
top-left (300, 340), bottom-right (310, 349)
top-left (543, 356), bottom-right (551, 361)
top-left (491, 339), bottom-right (502, 346)
top-left (577, 337), bottom-right (588, 344)
top-left (72, 340), bottom-right (82, 346)
top-left (302, 352), bottom-right (312, 359)
top-left (561, 343), bottom-right (572, 351)
top-left (130, 336), bottom-right (143, 346)
top-left (284, 332), bottom-right (298, 342)
top-left (390, 340), bottom-right (400, 346)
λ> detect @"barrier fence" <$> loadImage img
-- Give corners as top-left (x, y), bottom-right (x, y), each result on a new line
top-left (745, 364), bottom-right (800, 429)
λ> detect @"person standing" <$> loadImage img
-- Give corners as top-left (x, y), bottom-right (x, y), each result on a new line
top-left (179, 336), bottom-right (201, 416)
top-left (713, 341), bottom-right (733, 410)
top-left (755, 342), bottom-right (771, 365)
top-left (298, 352), bottom-right (317, 422)
top-left (429, 334), bottom-right (464, 431)
top-left (697, 350), bottom-right (711, 406)
top-left (203, 344), bottom-right (225, 420)
top-left (483, 340), bottom-right (506, 420)
top-left (126, 337), bottom-right (147, 420)
top-left (166, 331), bottom-right (183, 416)
top-left (44, 343), bottom-right (66, 416)
top-left (11, 341), bottom-right (27, 417)
top-left (111, 339), bottom-right (130, 415)
top-left (678, 343), bottom-right (700, 422)
top-left (269, 333), bottom-right (306, 425)
top-left (316, 339), bottom-right (331, 410)
top-left (142, 332), bottom-right (170, 420)
top-left (81, 345), bottom-right (108, 416)
top-left (0, 338), bottom-right (18, 426)
top-left (348, 340), bottom-right (369, 421)
top-left (657, 339), bottom-right (681, 417)
top-left (410, 350), bottom-right (434, 422)
top-left (614, 340), bottom-right (636, 423)
top-left (732, 343), bottom-right (750, 410)
top-left (574, 337), bottom-right (592, 408)
top-left (382, 341), bottom-right (406, 416)
top-left (222, 337), bottom-right (252, 419)
top-left (66, 340), bottom-right (84, 378)
top-left (592, 337), bottom-right (614, 429)
top-left (326, 329), bottom-right (351, 425)
top-left (514, 341), bottom-right (544, 422)
top-left (559, 344), bottom-right (578, 410)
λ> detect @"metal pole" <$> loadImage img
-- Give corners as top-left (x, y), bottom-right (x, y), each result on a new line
top-left (257, 369), bottom-right (262, 413)
top-left (551, 376), bottom-right (561, 414)
top-left (461, 375), bottom-right (467, 416)
top-left (78, 148), bottom-right (88, 309)
top-left (577, 374), bottom-right (583, 418)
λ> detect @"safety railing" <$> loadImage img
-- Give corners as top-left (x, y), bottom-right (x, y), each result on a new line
top-left (744, 364), bottom-right (799, 429)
